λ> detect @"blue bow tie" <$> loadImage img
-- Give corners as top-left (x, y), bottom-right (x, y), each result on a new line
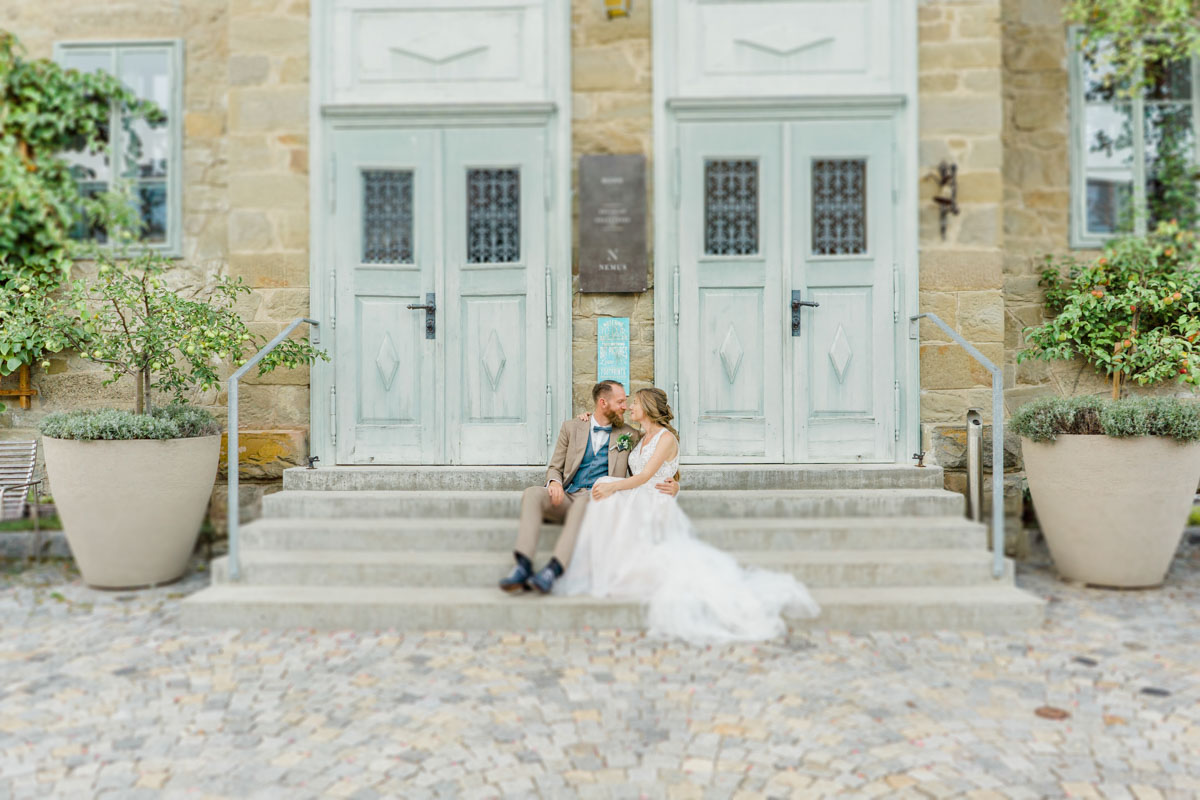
top-left (593, 425), bottom-right (612, 433)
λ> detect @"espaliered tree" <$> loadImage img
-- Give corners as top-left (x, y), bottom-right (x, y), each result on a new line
top-left (0, 30), bottom-right (163, 410)
top-left (1021, 221), bottom-right (1200, 400)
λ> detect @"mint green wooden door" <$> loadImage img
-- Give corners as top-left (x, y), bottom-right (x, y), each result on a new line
top-left (332, 127), bottom-right (548, 464)
top-left (678, 122), bottom-right (785, 460)
top-left (443, 128), bottom-right (547, 463)
top-left (677, 118), bottom-right (896, 463)
top-left (791, 120), bottom-right (896, 462)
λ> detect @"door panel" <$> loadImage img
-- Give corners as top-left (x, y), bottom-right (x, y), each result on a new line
top-left (678, 123), bottom-right (783, 461)
top-left (791, 120), bottom-right (895, 461)
top-left (443, 128), bottom-right (547, 464)
top-left (334, 129), bottom-right (438, 464)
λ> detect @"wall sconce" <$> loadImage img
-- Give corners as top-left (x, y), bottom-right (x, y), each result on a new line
top-left (605, 0), bottom-right (631, 19)
top-left (933, 160), bottom-right (959, 240)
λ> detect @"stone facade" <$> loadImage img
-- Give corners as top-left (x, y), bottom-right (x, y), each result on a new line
top-left (0, 0), bottom-right (1142, 531)
top-left (569, 0), bottom-right (655, 412)
top-left (0, 0), bottom-right (234, 462)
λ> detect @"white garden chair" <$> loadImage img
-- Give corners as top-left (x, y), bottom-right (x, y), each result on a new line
top-left (0, 440), bottom-right (42, 559)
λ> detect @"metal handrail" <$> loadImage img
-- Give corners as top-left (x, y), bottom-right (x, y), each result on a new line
top-left (911, 313), bottom-right (1005, 579)
top-left (227, 317), bottom-right (319, 581)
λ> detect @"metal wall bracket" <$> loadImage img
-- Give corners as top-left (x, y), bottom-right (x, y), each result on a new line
top-left (933, 160), bottom-right (959, 240)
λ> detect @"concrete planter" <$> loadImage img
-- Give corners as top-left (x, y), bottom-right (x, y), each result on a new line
top-left (43, 435), bottom-right (220, 589)
top-left (1022, 434), bottom-right (1200, 588)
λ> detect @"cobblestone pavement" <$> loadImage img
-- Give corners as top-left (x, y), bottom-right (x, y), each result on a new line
top-left (1, 543), bottom-right (1198, 800)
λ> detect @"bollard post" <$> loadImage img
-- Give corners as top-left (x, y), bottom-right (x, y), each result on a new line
top-left (966, 409), bottom-right (984, 523)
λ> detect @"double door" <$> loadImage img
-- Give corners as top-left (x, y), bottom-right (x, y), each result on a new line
top-left (331, 126), bottom-right (548, 464)
top-left (677, 118), bottom-right (899, 462)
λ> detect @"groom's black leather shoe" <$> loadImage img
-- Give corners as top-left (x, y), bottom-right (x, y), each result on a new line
top-left (530, 557), bottom-right (564, 594)
top-left (499, 552), bottom-right (534, 593)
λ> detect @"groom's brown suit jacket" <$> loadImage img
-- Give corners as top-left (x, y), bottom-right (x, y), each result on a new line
top-left (546, 417), bottom-right (639, 488)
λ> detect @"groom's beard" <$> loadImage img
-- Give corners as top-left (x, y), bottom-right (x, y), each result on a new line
top-left (604, 408), bottom-right (624, 427)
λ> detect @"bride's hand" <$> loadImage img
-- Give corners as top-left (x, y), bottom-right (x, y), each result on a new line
top-left (591, 482), bottom-right (613, 501)
top-left (577, 412), bottom-right (590, 421)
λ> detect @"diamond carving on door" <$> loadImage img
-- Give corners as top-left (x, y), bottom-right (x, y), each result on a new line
top-left (718, 324), bottom-right (745, 384)
top-left (374, 332), bottom-right (400, 391)
top-left (828, 325), bottom-right (853, 384)
top-left (481, 329), bottom-right (507, 391)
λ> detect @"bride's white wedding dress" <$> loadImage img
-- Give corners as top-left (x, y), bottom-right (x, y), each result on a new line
top-left (554, 429), bottom-right (820, 643)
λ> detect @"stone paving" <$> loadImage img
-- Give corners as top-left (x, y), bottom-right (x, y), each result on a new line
top-left (1, 543), bottom-right (1198, 800)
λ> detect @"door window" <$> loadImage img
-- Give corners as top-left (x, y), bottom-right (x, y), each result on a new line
top-left (704, 159), bottom-right (759, 256)
top-left (361, 169), bottom-right (415, 264)
top-left (467, 167), bottom-right (521, 263)
top-left (811, 158), bottom-right (867, 255)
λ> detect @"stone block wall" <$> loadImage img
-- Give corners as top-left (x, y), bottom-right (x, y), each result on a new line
top-left (917, 0), bottom-right (1008, 445)
top-left (221, 0), bottom-right (312, 428)
top-left (0, 0), bottom-right (231, 446)
top-left (0, 0), bottom-right (311, 506)
top-left (569, 0), bottom-right (655, 412)
top-left (999, 0), bottom-right (1118, 406)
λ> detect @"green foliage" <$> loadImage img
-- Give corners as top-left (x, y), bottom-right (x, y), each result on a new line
top-left (1011, 394), bottom-right (1200, 442)
top-left (1065, 0), bottom-right (1200, 96)
top-left (0, 30), bottom-right (165, 376)
top-left (1019, 221), bottom-right (1200, 395)
top-left (1011, 395), bottom-right (1107, 441)
top-left (1146, 105), bottom-right (1200, 231)
top-left (49, 246), bottom-right (327, 414)
top-left (39, 404), bottom-right (220, 441)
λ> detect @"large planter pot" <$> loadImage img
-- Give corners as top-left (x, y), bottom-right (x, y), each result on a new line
top-left (1022, 434), bottom-right (1200, 588)
top-left (42, 435), bottom-right (220, 589)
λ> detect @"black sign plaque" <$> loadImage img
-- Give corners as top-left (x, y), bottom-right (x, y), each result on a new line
top-left (579, 154), bottom-right (648, 293)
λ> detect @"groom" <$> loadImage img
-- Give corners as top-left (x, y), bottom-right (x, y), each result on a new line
top-left (500, 380), bottom-right (679, 594)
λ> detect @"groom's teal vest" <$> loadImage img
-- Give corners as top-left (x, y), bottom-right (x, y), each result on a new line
top-left (565, 431), bottom-right (609, 494)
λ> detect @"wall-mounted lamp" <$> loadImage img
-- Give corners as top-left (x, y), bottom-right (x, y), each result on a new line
top-left (933, 160), bottom-right (959, 240)
top-left (605, 0), bottom-right (631, 19)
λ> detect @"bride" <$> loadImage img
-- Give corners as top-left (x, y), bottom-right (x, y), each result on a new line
top-left (554, 387), bottom-right (820, 643)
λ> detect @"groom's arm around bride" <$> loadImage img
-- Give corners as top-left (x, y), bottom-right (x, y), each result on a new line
top-left (499, 380), bottom-right (678, 595)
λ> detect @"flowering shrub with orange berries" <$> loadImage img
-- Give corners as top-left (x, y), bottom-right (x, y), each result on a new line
top-left (1020, 220), bottom-right (1200, 399)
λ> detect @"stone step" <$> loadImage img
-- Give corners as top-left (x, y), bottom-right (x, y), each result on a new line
top-left (238, 517), bottom-right (986, 552)
top-left (283, 464), bottom-right (945, 492)
top-left (261, 489), bottom-right (965, 521)
top-left (209, 549), bottom-right (1012, 588)
top-left (180, 584), bottom-right (1046, 633)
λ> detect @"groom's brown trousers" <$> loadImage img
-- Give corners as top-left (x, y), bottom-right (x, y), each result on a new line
top-left (514, 485), bottom-right (591, 568)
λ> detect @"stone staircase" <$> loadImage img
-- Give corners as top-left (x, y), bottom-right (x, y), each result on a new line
top-left (180, 465), bottom-right (1045, 632)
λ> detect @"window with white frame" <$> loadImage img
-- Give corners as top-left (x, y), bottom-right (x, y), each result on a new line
top-left (1069, 29), bottom-right (1200, 248)
top-left (55, 41), bottom-right (183, 255)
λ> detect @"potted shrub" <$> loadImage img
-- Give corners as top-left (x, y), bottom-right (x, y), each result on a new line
top-left (38, 244), bottom-right (323, 589)
top-left (1018, 221), bottom-right (1200, 587)
top-left (1011, 395), bottom-right (1200, 587)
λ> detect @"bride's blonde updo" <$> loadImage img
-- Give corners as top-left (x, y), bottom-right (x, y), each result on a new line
top-left (635, 387), bottom-right (680, 481)
top-left (634, 387), bottom-right (679, 442)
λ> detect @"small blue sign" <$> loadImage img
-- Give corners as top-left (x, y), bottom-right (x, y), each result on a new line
top-left (597, 317), bottom-right (631, 392)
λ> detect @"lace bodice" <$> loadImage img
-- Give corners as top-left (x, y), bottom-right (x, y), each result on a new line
top-left (629, 429), bottom-right (679, 483)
